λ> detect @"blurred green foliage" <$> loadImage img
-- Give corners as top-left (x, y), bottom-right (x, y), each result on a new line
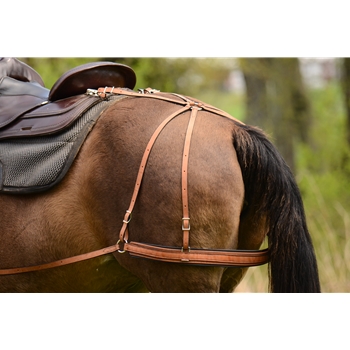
top-left (239, 81), bottom-right (350, 292)
top-left (16, 57), bottom-right (350, 291)
top-left (19, 57), bottom-right (236, 95)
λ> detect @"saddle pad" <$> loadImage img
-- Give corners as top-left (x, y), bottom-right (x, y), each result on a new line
top-left (0, 95), bottom-right (123, 194)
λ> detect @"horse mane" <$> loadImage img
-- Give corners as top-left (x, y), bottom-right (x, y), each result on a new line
top-left (232, 122), bottom-right (320, 292)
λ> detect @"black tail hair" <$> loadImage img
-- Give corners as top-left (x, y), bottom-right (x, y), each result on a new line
top-left (232, 122), bottom-right (320, 292)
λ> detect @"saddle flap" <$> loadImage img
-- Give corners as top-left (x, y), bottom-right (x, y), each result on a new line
top-left (0, 94), bottom-right (100, 140)
top-left (49, 62), bottom-right (136, 101)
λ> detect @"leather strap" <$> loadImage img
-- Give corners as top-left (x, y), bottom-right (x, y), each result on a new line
top-left (0, 89), bottom-right (269, 275)
top-left (124, 242), bottom-right (269, 266)
top-left (0, 241), bottom-right (269, 275)
top-left (0, 245), bottom-right (120, 275)
top-left (181, 104), bottom-right (200, 251)
top-left (118, 103), bottom-right (193, 246)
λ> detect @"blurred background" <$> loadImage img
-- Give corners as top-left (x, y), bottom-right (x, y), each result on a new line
top-left (20, 57), bottom-right (350, 292)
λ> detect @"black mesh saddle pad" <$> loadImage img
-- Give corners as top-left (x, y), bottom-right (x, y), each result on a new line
top-left (0, 96), bottom-right (121, 194)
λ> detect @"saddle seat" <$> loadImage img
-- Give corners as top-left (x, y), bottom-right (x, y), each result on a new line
top-left (0, 60), bottom-right (136, 139)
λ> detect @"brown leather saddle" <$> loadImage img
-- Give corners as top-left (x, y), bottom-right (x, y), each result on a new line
top-left (0, 58), bottom-right (136, 140)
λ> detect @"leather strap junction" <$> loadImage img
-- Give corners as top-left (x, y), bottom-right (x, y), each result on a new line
top-left (0, 88), bottom-right (269, 275)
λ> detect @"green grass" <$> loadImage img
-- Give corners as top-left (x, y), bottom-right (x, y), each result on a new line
top-left (296, 83), bottom-right (350, 292)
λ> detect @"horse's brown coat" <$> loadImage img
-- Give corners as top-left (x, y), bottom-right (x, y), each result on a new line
top-left (0, 94), bottom-right (320, 292)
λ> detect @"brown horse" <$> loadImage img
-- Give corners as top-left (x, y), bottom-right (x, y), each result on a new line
top-left (0, 89), bottom-right (320, 292)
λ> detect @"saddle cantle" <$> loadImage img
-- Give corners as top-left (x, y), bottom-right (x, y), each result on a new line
top-left (0, 60), bottom-right (136, 139)
top-left (49, 61), bottom-right (136, 101)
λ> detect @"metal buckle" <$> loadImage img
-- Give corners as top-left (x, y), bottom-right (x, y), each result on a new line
top-left (138, 88), bottom-right (160, 94)
top-left (182, 217), bottom-right (190, 230)
top-left (123, 210), bottom-right (132, 224)
top-left (189, 101), bottom-right (203, 110)
top-left (181, 246), bottom-right (191, 253)
top-left (86, 88), bottom-right (98, 96)
top-left (146, 88), bottom-right (160, 94)
top-left (117, 239), bottom-right (128, 254)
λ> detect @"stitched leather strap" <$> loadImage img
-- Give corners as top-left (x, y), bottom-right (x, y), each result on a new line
top-left (0, 241), bottom-right (269, 275)
top-left (124, 242), bottom-right (269, 266)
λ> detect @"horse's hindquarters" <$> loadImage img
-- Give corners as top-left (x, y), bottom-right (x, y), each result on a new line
top-left (99, 98), bottom-right (246, 292)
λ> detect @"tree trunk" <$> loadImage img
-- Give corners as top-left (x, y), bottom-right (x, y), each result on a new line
top-left (240, 58), bottom-right (269, 129)
top-left (240, 58), bottom-right (312, 174)
top-left (342, 58), bottom-right (350, 147)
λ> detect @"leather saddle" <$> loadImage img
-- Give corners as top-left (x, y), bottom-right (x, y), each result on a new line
top-left (0, 58), bottom-right (136, 140)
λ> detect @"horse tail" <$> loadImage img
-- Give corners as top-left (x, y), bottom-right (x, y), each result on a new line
top-left (232, 122), bottom-right (321, 292)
